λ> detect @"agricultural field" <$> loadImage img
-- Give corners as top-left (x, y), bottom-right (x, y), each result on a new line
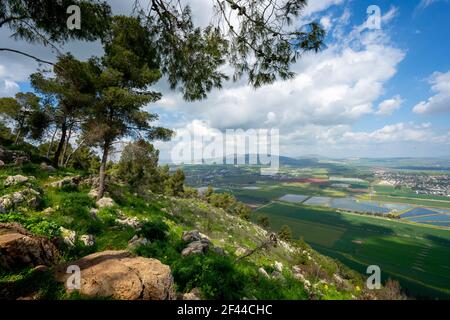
top-left (252, 202), bottom-right (450, 299)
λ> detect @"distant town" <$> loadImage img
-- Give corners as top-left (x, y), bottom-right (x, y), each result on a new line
top-left (375, 170), bottom-right (450, 196)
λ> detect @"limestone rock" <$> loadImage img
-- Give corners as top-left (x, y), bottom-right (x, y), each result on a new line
top-left (48, 176), bottom-right (80, 188)
top-left (55, 250), bottom-right (175, 300)
top-left (274, 261), bottom-right (283, 273)
top-left (0, 188), bottom-right (41, 213)
top-left (182, 288), bottom-right (201, 300)
top-left (235, 247), bottom-right (247, 256)
top-left (40, 162), bottom-right (56, 172)
top-left (59, 227), bottom-right (76, 247)
top-left (96, 197), bottom-right (115, 208)
top-left (4, 175), bottom-right (29, 187)
top-left (88, 188), bottom-right (99, 199)
top-left (43, 207), bottom-right (54, 215)
top-left (0, 223), bottom-right (60, 270)
top-left (182, 230), bottom-right (209, 242)
top-left (115, 216), bottom-right (141, 229)
top-left (128, 235), bottom-right (150, 249)
top-left (258, 267), bottom-right (270, 279)
top-left (181, 239), bottom-right (211, 257)
top-left (80, 234), bottom-right (95, 247)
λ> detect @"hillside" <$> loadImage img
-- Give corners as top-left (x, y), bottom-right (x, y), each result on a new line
top-left (0, 147), bottom-right (405, 300)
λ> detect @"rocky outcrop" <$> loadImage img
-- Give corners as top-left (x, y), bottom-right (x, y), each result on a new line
top-left (0, 147), bottom-right (29, 165)
top-left (0, 188), bottom-right (41, 213)
top-left (4, 175), bottom-right (30, 187)
top-left (182, 230), bottom-right (210, 242)
top-left (0, 223), bottom-right (60, 270)
top-left (181, 230), bottom-right (216, 257)
top-left (55, 250), bottom-right (175, 300)
top-left (181, 239), bottom-right (211, 257)
top-left (47, 176), bottom-right (80, 188)
top-left (128, 235), bottom-right (150, 249)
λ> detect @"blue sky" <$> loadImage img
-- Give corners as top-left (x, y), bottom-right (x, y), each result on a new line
top-left (0, 0), bottom-right (449, 159)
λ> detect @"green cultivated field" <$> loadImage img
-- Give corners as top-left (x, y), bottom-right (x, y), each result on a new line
top-left (253, 202), bottom-right (450, 299)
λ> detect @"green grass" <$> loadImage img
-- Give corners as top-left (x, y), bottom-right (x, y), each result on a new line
top-left (253, 202), bottom-right (450, 299)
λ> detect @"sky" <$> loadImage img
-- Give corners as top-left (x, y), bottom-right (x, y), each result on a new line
top-left (0, 0), bottom-right (449, 160)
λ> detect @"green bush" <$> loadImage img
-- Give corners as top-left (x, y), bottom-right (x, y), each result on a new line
top-left (172, 252), bottom-right (247, 299)
top-left (137, 219), bottom-right (169, 242)
top-left (0, 212), bottom-right (60, 238)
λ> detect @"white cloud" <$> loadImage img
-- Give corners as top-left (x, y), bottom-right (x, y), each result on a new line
top-left (413, 71), bottom-right (450, 114)
top-left (156, 17), bottom-right (405, 131)
top-left (0, 79), bottom-right (19, 97)
top-left (376, 95), bottom-right (403, 115)
top-left (303, 0), bottom-right (345, 16)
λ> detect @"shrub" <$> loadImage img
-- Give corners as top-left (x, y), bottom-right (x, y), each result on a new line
top-left (278, 225), bottom-right (292, 241)
top-left (137, 219), bottom-right (169, 242)
top-left (0, 212), bottom-right (60, 238)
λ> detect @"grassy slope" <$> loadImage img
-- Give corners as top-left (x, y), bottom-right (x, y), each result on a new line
top-left (0, 164), bottom-right (366, 300)
top-left (253, 201), bottom-right (450, 299)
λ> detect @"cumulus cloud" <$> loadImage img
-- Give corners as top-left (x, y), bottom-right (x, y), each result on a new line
top-left (413, 71), bottom-right (450, 114)
top-left (155, 11), bottom-right (405, 131)
top-left (156, 120), bottom-right (449, 160)
top-left (376, 95), bottom-right (403, 115)
top-left (0, 79), bottom-right (19, 97)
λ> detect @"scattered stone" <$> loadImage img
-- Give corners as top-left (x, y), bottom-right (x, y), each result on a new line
top-left (96, 197), bottom-right (115, 208)
top-left (43, 207), bottom-right (54, 215)
top-left (181, 230), bottom-right (209, 242)
top-left (181, 239), bottom-right (211, 257)
top-left (0, 160), bottom-right (4, 168)
top-left (333, 274), bottom-right (345, 285)
top-left (235, 247), bottom-right (247, 256)
top-left (128, 235), bottom-right (150, 249)
top-left (88, 188), bottom-right (99, 199)
top-left (80, 234), bottom-right (95, 247)
top-left (258, 267), bottom-right (270, 279)
top-left (0, 188), bottom-right (41, 213)
top-left (4, 175), bottom-right (29, 187)
top-left (0, 223), bottom-right (60, 270)
top-left (40, 162), bottom-right (56, 172)
top-left (115, 216), bottom-right (141, 229)
top-left (48, 176), bottom-right (80, 188)
top-left (274, 261), bottom-right (283, 273)
top-left (59, 227), bottom-right (76, 247)
top-left (182, 288), bottom-right (201, 300)
top-left (55, 250), bottom-right (175, 300)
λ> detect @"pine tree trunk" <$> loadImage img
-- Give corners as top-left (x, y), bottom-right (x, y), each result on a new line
top-left (97, 141), bottom-right (110, 200)
top-left (53, 120), bottom-right (67, 168)
top-left (46, 128), bottom-right (58, 159)
top-left (14, 129), bottom-right (22, 145)
top-left (64, 139), bottom-right (85, 167)
top-left (60, 123), bottom-right (73, 167)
